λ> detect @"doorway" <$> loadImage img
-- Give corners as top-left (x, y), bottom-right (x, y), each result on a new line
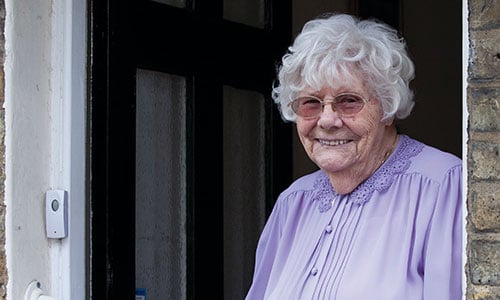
top-left (89, 1), bottom-right (292, 299)
top-left (88, 0), bottom-right (462, 298)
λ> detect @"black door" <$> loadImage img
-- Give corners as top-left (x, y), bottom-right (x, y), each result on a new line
top-left (89, 0), bottom-right (292, 299)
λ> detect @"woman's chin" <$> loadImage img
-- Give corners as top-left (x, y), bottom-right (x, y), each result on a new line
top-left (315, 157), bottom-right (352, 174)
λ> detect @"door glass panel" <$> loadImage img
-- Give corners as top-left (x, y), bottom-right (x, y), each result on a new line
top-left (223, 85), bottom-right (267, 299)
top-left (136, 69), bottom-right (187, 300)
top-left (151, 0), bottom-right (185, 8)
top-left (224, 0), bottom-right (265, 28)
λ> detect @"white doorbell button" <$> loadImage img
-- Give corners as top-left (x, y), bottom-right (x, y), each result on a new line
top-left (45, 189), bottom-right (68, 239)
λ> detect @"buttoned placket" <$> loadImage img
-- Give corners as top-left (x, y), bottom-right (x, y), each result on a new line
top-left (300, 195), bottom-right (340, 296)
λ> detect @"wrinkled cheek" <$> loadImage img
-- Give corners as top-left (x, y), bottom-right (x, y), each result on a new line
top-left (303, 140), bottom-right (317, 159)
top-left (296, 128), bottom-right (313, 152)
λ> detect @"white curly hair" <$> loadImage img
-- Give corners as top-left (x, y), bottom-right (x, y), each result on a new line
top-left (272, 13), bottom-right (415, 123)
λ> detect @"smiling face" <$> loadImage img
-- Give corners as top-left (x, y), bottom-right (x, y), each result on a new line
top-left (295, 75), bottom-right (395, 193)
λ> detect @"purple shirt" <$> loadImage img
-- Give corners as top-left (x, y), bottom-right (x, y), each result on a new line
top-left (246, 135), bottom-right (462, 300)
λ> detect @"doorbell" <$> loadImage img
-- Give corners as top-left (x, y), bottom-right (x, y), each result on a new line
top-left (45, 189), bottom-right (68, 239)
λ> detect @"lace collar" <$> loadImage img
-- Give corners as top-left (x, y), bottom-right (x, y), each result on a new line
top-left (313, 135), bottom-right (424, 213)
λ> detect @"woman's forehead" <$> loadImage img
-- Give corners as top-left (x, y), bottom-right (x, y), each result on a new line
top-left (301, 75), bottom-right (368, 95)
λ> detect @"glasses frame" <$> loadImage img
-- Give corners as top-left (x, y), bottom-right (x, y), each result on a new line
top-left (289, 92), bottom-right (368, 119)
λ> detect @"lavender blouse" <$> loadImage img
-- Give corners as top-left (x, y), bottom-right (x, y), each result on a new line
top-left (246, 135), bottom-right (462, 300)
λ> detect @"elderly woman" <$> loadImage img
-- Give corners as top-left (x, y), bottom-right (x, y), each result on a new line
top-left (245, 13), bottom-right (462, 300)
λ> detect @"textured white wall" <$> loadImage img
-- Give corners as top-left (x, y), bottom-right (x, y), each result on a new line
top-left (4, 0), bottom-right (53, 298)
top-left (4, 0), bottom-right (86, 299)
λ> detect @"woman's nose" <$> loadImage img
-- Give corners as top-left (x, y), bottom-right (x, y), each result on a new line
top-left (317, 103), bottom-right (343, 129)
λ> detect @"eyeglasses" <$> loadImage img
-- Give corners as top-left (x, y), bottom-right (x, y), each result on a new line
top-left (289, 92), bottom-right (368, 119)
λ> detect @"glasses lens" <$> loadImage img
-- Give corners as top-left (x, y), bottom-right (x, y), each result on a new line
top-left (290, 93), bottom-right (366, 118)
top-left (334, 94), bottom-right (365, 116)
top-left (291, 97), bottom-right (322, 118)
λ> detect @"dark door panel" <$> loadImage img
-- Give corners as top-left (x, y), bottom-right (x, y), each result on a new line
top-left (89, 0), bottom-right (292, 299)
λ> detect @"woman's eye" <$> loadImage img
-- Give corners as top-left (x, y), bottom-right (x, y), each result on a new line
top-left (338, 95), bottom-right (361, 103)
top-left (301, 98), bottom-right (321, 105)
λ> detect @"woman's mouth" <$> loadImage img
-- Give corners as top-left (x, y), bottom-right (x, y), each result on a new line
top-left (317, 139), bottom-right (351, 146)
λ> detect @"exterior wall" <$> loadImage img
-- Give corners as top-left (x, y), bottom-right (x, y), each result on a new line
top-left (0, 0), bottom-right (87, 298)
top-left (466, 0), bottom-right (500, 298)
top-left (0, 0), bottom-right (6, 298)
top-left (2, 0), bottom-right (54, 299)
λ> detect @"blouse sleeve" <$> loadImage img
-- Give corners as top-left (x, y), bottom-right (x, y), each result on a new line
top-left (422, 164), bottom-right (463, 299)
top-left (245, 195), bottom-right (287, 300)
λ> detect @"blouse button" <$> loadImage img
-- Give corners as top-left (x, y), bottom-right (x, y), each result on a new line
top-left (311, 267), bottom-right (318, 276)
top-left (325, 225), bottom-right (332, 234)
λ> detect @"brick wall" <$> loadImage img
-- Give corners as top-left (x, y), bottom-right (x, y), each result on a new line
top-left (467, 0), bottom-right (500, 298)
